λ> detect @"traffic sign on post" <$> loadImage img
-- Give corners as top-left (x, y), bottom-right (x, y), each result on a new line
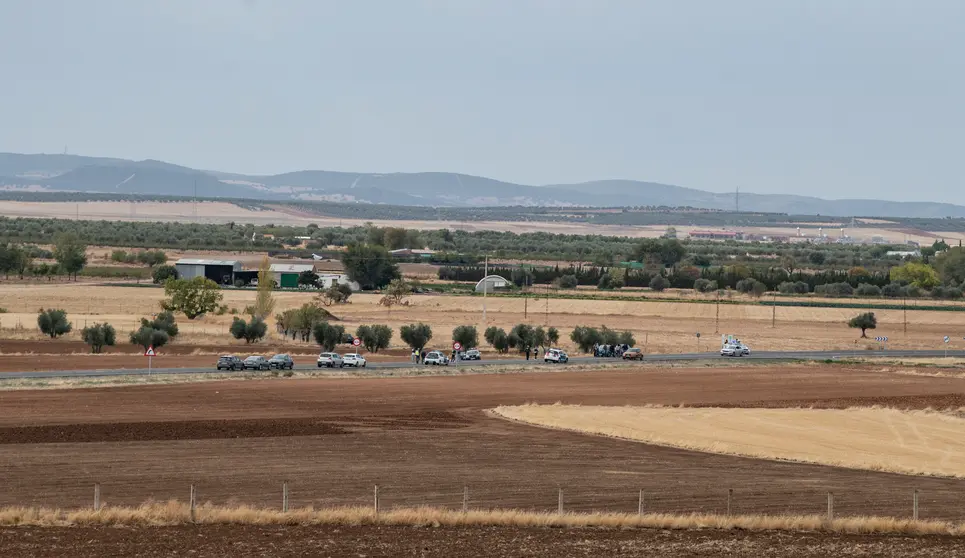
top-left (944, 336), bottom-right (950, 343)
top-left (145, 345), bottom-right (155, 375)
top-left (352, 338), bottom-right (361, 347)
top-left (453, 342), bottom-right (462, 351)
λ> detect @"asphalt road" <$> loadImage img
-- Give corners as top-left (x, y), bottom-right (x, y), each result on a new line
top-left (4, 350), bottom-right (965, 380)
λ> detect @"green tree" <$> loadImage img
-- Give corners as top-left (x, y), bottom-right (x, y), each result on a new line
top-left (81, 323), bottom-right (116, 354)
top-left (808, 251), bottom-right (827, 266)
top-left (570, 325), bottom-right (603, 353)
top-left (935, 247), bottom-right (965, 284)
top-left (547, 327), bottom-right (560, 346)
top-left (52, 233), bottom-right (88, 280)
top-left (848, 312), bottom-right (877, 338)
top-left (152, 265), bottom-right (179, 284)
top-left (139, 311), bottom-right (179, 339)
top-left (889, 262), bottom-right (940, 289)
top-left (319, 282), bottom-right (352, 306)
top-left (356, 324), bottom-right (393, 352)
top-left (229, 316), bottom-right (268, 344)
top-left (649, 275), bottom-right (669, 292)
top-left (313, 321), bottom-right (346, 351)
top-left (252, 256), bottom-right (276, 320)
top-left (162, 276), bottom-right (223, 319)
top-left (297, 270), bottom-right (319, 288)
top-left (452, 325), bottom-right (479, 349)
top-left (557, 275), bottom-right (578, 289)
top-left (484, 326), bottom-right (510, 353)
top-left (400, 323), bottom-right (433, 352)
top-left (617, 330), bottom-right (636, 347)
top-left (130, 327), bottom-right (169, 350)
top-left (341, 244), bottom-right (400, 290)
top-left (37, 308), bottom-right (72, 338)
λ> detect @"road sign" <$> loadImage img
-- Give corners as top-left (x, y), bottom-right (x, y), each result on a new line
top-left (144, 346), bottom-right (156, 356)
top-left (453, 341), bottom-right (462, 351)
top-left (944, 336), bottom-right (950, 343)
top-left (352, 338), bottom-right (361, 347)
top-left (874, 337), bottom-right (888, 342)
top-left (695, 332), bottom-right (701, 338)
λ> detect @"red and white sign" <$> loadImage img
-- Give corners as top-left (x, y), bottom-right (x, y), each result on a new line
top-left (452, 342), bottom-right (462, 351)
top-left (352, 338), bottom-right (361, 347)
top-left (144, 346), bottom-right (156, 357)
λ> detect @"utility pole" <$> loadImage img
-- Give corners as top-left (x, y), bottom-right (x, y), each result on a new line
top-left (715, 290), bottom-right (721, 333)
top-left (482, 255), bottom-right (488, 324)
top-left (771, 291), bottom-right (776, 328)
top-left (903, 297), bottom-right (907, 335)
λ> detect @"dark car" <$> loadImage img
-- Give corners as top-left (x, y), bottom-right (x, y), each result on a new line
top-left (216, 355), bottom-right (244, 371)
top-left (243, 355), bottom-right (270, 370)
top-left (268, 354), bottom-right (294, 370)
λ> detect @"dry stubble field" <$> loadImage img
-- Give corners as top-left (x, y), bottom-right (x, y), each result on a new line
top-left (3, 364), bottom-right (965, 555)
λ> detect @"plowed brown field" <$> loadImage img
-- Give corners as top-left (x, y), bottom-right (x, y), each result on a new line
top-left (3, 364), bottom-right (965, 555)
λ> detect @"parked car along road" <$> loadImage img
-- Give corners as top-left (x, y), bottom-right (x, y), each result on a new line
top-left (243, 355), bottom-right (270, 370)
top-left (461, 348), bottom-right (481, 361)
top-left (268, 354), bottom-right (294, 370)
top-left (622, 348), bottom-right (643, 360)
top-left (720, 343), bottom-right (751, 357)
top-left (216, 355), bottom-right (244, 371)
top-left (424, 351), bottom-right (449, 365)
top-left (316, 352), bottom-right (344, 368)
top-left (342, 353), bottom-right (367, 368)
top-left (544, 348), bottom-right (569, 363)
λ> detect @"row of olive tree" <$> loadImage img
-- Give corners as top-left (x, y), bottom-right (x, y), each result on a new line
top-left (482, 324), bottom-right (561, 354)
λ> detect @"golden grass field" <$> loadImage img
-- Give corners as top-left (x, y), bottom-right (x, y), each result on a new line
top-left (1, 282), bottom-right (964, 353)
top-left (493, 405), bottom-right (965, 478)
top-left (1, 200), bottom-right (963, 243)
top-left (0, 500), bottom-right (961, 536)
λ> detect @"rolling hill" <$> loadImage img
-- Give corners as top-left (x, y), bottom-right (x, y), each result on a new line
top-left (0, 152), bottom-right (962, 218)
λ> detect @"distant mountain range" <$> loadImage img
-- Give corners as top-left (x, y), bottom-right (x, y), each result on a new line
top-left (1, 152), bottom-right (962, 219)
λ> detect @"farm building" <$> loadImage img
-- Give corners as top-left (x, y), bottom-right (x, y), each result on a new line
top-left (689, 230), bottom-right (744, 241)
top-left (269, 263), bottom-right (317, 288)
top-left (318, 273), bottom-right (361, 292)
top-left (174, 259), bottom-right (242, 285)
top-left (475, 275), bottom-right (511, 293)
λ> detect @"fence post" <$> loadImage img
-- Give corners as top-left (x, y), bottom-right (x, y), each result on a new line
top-left (463, 486), bottom-right (469, 513)
top-left (557, 487), bottom-right (564, 515)
top-left (189, 485), bottom-right (196, 523)
top-left (638, 489), bottom-right (644, 515)
top-left (282, 482), bottom-right (289, 513)
top-left (727, 488), bottom-right (733, 516)
top-left (827, 492), bottom-right (834, 522)
top-left (93, 483), bottom-right (101, 511)
top-left (374, 485), bottom-right (380, 516)
top-left (913, 489), bottom-right (919, 521)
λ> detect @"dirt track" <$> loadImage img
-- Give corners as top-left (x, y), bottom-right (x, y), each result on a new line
top-left (4, 525), bottom-right (965, 558)
top-left (2, 365), bottom-right (965, 523)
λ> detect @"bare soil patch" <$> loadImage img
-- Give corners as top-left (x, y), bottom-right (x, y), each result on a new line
top-left (4, 524), bottom-right (964, 558)
top-left (3, 365), bottom-right (965, 522)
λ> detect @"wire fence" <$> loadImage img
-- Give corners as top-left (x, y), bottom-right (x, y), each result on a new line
top-left (1, 480), bottom-right (946, 523)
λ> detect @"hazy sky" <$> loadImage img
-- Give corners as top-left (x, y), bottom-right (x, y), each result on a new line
top-left (1, 1), bottom-right (962, 202)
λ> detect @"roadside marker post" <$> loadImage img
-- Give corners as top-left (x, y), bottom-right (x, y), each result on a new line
top-left (144, 345), bottom-right (155, 374)
top-left (945, 336), bottom-right (950, 357)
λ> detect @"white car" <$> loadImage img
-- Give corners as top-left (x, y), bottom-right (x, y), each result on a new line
top-left (720, 343), bottom-right (750, 357)
top-left (342, 353), bottom-right (367, 367)
top-left (316, 352), bottom-right (344, 368)
top-left (544, 348), bottom-right (569, 363)
top-left (424, 351), bottom-right (449, 365)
